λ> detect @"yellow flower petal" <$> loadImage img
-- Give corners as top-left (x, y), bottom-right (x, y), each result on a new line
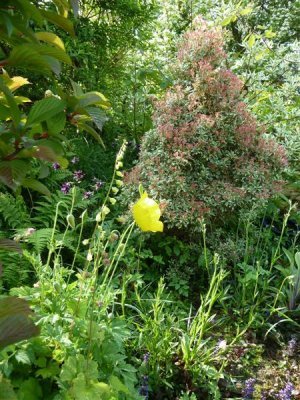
top-left (132, 192), bottom-right (164, 232)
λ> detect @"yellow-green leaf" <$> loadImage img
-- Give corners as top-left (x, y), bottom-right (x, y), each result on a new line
top-left (35, 32), bottom-right (65, 50)
top-left (265, 29), bottom-right (276, 39)
top-left (247, 34), bottom-right (256, 48)
top-left (221, 16), bottom-right (233, 26)
top-left (240, 7), bottom-right (253, 16)
top-left (7, 76), bottom-right (30, 92)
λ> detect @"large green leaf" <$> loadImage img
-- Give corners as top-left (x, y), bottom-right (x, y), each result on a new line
top-left (21, 178), bottom-right (51, 196)
top-left (46, 111), bottom-right (66, 135)
top-left (41, 10), bottom-right (75, 36)
top-left (77, 122), bottom-right (105, 148)
top-left (0, 297), bottom-right (39, 349)
top-left (15, 0), bottom-right (43, 25)
top-left (86, 107), bottom-right (108, 131)
top-left (77, 91), bottom-right (110, 109)
top-left (26, 97), bottom-right (66, 126)
top-left (7, 45), bottom-right (56, 74)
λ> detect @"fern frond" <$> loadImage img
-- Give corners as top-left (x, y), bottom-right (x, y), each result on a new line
top-left (0, 192), bottom-right (30, 230)
top-left (25, 228), bottom-right (54, 253)
top-left (0, 250), bottom-right (33, 289)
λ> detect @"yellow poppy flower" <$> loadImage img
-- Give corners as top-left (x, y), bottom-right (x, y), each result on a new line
top-left (132, 192), bottom-right (163, 232)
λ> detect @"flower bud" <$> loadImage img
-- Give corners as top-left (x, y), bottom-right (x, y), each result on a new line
top-left (96, 212), bottom-right (102, 222)
top-left (87, 250), bottom-right (93, 261)
top-left (115, 180), bottom-right (123, 187)
top-left (67, 214), bottom-right (75, 229)
top-left (109, 197), bottom-right (116, 205)
top-left (102, 206), bottom-right (110, 216)
top-left (81, 209), bottom-right (88, 222)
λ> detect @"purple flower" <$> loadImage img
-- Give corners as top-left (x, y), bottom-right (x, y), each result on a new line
top-left (139, 375), bottom-right (149, 399)
top-left (243, 378), bottom-right (256, 399)
top-left (52, 162), bottom-right (60, 170)
top-left (93, 178), bottom-right (104, 191)
top-left (277, 382), bottom-right (294, 400)
top-left (143, 352), bottom-right (150, 364)
top-left (61, 182), bottom-right (72, 194)
top-left (71, 156), bottom-right (79, 164)
top-left (83, 191), bottom-right (93, 200)
top-left (73, 170), bottom-right (85, 182)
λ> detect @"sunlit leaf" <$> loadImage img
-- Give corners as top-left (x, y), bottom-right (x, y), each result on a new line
top-left (35, 32), bottom-right (65, 50)
top-left (247, 34), bottom-right (256, 48)
top-left (240, 7), bottom-right (253, 16)
top-left (7, 76), bottom-right (30, 92)
top-left (265, 29), bottom-right (276, 39)
top-left (221, 16), bottom-right (233, 26)
top-left (77, 91), bottom-right (110, 109)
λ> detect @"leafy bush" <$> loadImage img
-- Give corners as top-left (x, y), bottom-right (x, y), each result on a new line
top-left (125, 19), bottom-right (287, 233)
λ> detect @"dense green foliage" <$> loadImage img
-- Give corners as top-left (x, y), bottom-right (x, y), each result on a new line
top-left (0, 0), bottom-right (299, 399)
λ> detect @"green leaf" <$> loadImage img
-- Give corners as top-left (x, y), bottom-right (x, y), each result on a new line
top-left (8, 45), bottom-right (56, 74)
top-left (70, 374), bottom-right (111, 400)
top-left (21, 178), bottom-right (51, 196)
top-left (41, 10), bottom-right (75, 36)
top-left (71, 80), bottom-right (84, 96)
top-left (15, 349), bottom-right (31, 365)
top-left (8, 44), bottom-right (71, 74)
top-left (15, 0), bottom-right (44, 25)
top-left (77, 91), bottom-right (110, 109)
top-left (0, 104), bottom-right (10, 119)
top-left (26, 97), bottom-right (66, 126)
top-left (77, 122), bottom-right (105, 148)
top-left (109, 376), bottom-right (129, 394)
top-left (86, 107), bottom-right (108, 131)
top-left (18, 378), bottom-right (42, 400)
top-left (0, 377), bottom-right (17, 400)
top-left (46, 111), bottom-right (66, 135)
top-left (0, 78), bottom-right (21, 126)
top-left (295, 252), bottom-right (300, 269)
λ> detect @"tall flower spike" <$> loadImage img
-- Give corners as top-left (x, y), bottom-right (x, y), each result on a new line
top-left (132, 192), bottom-right (163, 232)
